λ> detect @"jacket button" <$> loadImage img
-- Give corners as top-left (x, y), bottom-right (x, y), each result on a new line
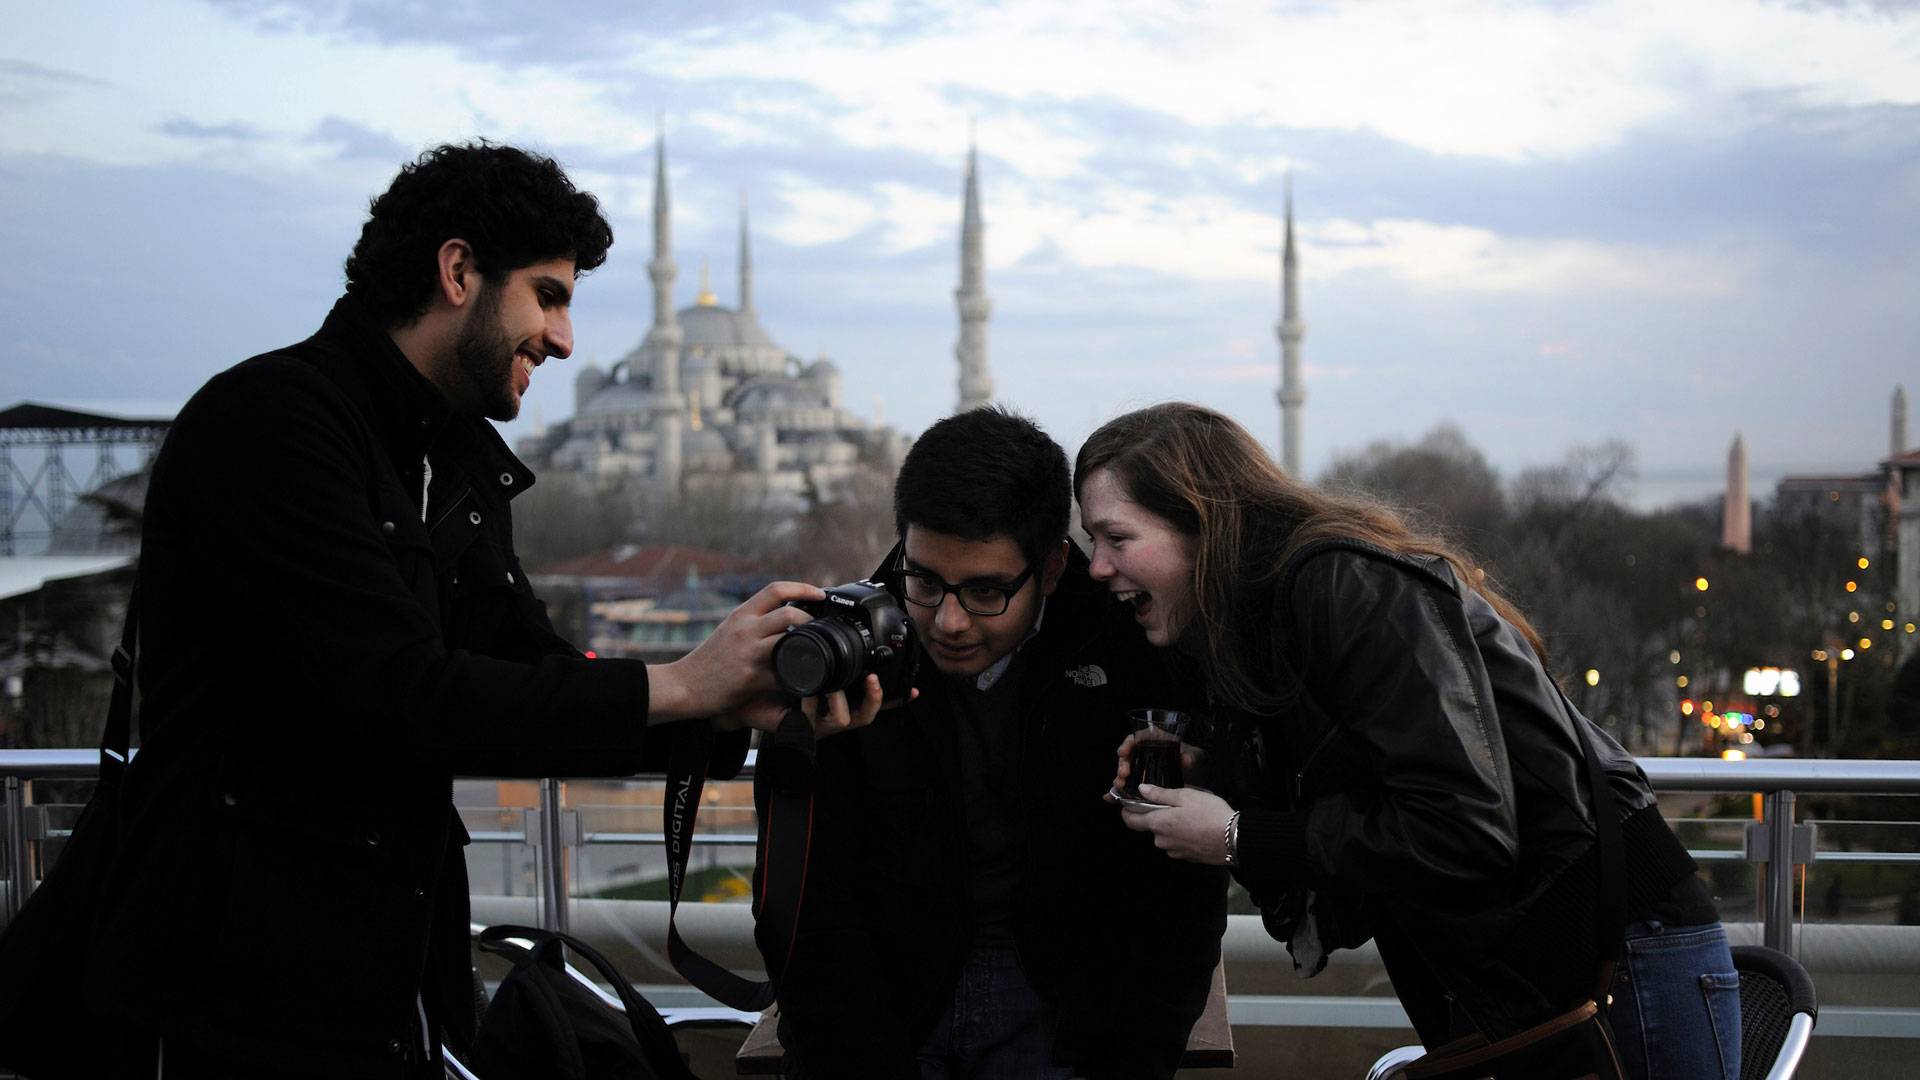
top-left (412, 887), bottom-right (426, 901)
top-left (221, 792), bottom-right (238, 807)
top-left (380, 521), bottom-right (396, 536)
top-left (506, 571), bottom-right (514, 584)
top-left (499, 472), bottom-right (514, 486)
top-left (469, 510), bottom-right (482, 525)
top-left (366, 830), bottom-right (382, 846)
top-left (387, 1038), bottom-right (403, 1054)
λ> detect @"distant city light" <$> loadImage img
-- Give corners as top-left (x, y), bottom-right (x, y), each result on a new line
top-left (1842, 648), bottom-right (1856, 660)
top-left (1722, 748), bottom-right (1747, 761)
top-left (1846, 581), bottom-right (1858, 593)
top-left (1695, 577), bottom-right (1710, 592)
top-left (1680, 700), bottom-right (1696, 716)
top-left (1669, 650), bottom-right (1682, 665)
top-left (1812, 649), bottom-right (1828, 662)
top-left (1860, 638), bottom-right (1873, 650)
top-left (1744, 667), bottom-right (1801, 697)
top-left (1676, 675), bottom-right (1690, 689)
top-left (1584, 668), bottom-right (1600, 687)
top-left (1740, 731), bottom-right (1754, 744)
top-left (1849, 611), bottom-right (1861, 623)
top-left (1859, 557), bottom-right (1871, 570)
top-left (1755, 719), bottom-right (1767, 730)
top-left (1883, 619), bottom-right (1896, 631)
top-left (1907, 624), bottom-right (1917, 635)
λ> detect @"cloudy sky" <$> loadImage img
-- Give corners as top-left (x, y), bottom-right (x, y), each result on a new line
top-left (6, 0), bottom-right (1919, 506)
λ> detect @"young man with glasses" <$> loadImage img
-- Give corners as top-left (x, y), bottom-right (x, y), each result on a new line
top-left (755, 407), bottom-right (1226, 1079)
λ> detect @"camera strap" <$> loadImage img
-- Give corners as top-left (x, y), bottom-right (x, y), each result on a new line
top-left (661, 704), bottom-right (818, 1013)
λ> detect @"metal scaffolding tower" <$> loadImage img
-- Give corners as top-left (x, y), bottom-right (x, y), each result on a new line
top-left (0, 403), bottom-right (170, 555)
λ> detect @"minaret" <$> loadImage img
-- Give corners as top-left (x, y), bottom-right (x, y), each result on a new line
top-left (1893, 385), bottom-right (1908, 459)
top-left (645, 122), bottom-right (684, 491)
top-left (954, 142), bottom-right (993, 413)
top-left (738, 193), bottom-right (754, 315)
top-left (1275, 177), bottom-right (1306, 475)
top-left (1723, 433), bottom-right (1752, 555)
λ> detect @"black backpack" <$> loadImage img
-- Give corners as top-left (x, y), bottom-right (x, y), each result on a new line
top-left (472, 925), bottom-right (696, 1080)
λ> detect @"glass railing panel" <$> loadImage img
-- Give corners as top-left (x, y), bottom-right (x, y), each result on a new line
top-left (568, 777), bottom-right (758, 906)
top-left (454, 778), bottom-right (541, 899)
top-left (1659, 789), bottom-right (1761, 923)
top-left (1792, 793), bottom-right (1920, 1026)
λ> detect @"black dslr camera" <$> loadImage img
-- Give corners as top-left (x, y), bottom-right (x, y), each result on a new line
top-left (772, 580), bottom-right (918, 707)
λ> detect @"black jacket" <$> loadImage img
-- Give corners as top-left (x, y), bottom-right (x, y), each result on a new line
top-left (83, 297), bottom-right (743, 1075)
top-left (1223, 540), bottom-right (1700, 1042)
top-left (754, 549), bottom-right (1226, 1079)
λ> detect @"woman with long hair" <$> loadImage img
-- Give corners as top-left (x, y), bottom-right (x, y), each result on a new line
top-left (1077, 402), bottom-right (1737, 1080)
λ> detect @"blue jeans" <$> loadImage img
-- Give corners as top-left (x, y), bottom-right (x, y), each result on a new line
top-left (1606, 920), bottom-right (1740, 1080)
top-left (918, 945), bottom-right (1072, 1080)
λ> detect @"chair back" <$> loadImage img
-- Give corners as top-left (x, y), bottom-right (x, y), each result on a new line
top-left (1732, 944), bottom-right (1817, 1080)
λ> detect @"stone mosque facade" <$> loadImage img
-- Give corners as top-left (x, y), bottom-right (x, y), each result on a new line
top-left (523, 134), bottom-right (948, 502)
top-left (523, 134), bottom-right (1308, 495)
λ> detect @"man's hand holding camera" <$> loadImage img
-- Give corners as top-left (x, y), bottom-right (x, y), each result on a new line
top-left (647, 580), bottom-right (910, 737)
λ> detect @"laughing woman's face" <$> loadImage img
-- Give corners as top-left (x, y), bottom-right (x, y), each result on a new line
top-left (1078, 468), bottom-right (1196, 646)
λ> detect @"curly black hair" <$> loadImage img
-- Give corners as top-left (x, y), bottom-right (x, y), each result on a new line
top-left (344, 141), bottom-right (614, 327)
top-left (894, 406), bottom-right (1070, 566)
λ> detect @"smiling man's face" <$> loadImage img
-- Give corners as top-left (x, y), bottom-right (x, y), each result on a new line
top-left (449, 256), bottom-right (575, 421)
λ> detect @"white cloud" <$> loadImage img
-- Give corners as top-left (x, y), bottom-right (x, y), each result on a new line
top-left (756, 169), bottom-right (1750, 303)
top-left (1, 0), bottom-right (652, 173)
top-left (768, 174), bottom-right (880, 246)
top-left (631, 0), bottom-right (1920, 163)
top-left (1306, 219), bottom-right (1753, 297)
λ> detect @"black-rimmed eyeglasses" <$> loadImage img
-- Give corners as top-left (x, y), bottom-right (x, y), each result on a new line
top-left (897, 560), bottom-right (1038, 617)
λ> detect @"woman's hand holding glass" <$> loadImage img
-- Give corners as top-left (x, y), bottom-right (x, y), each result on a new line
top-left (1111, 732), bottom-right (1236, 864)
top-left (1115, 778), bottom-right (1235, 864)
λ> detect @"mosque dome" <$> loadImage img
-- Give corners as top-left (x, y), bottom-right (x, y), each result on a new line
top-left (677, 303), bottom-right (776, 349)
top-left (731, 376), bottom-right (829, 412)
top-left (577, 378), bottom-right (657, 420)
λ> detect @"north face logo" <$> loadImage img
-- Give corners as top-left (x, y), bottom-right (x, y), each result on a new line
top-left (1064, 664), bottom-right (1108, 688)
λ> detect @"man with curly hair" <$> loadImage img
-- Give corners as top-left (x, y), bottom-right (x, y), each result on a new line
top-left (0, 143), bottom-right (884, 1079)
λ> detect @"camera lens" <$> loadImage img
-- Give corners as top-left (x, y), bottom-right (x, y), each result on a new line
top-left (773, 620), bottom-right (868, 696)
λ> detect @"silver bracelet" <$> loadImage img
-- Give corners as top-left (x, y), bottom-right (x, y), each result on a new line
top-left (1223, 810), bottom-right (1242, 867)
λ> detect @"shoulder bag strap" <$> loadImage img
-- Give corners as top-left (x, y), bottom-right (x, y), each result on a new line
top-left (1559, 689), bottom-right (1627, 991)
top-left (659, 703), bottom-right (818, 1013)
top-left (100, 579), bottom-right (139, 785)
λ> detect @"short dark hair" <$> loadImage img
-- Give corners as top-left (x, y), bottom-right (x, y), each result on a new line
top-left (344, 142), bottom-right (614, 327)
top-left (894, 406), bottom-right (1070, 566)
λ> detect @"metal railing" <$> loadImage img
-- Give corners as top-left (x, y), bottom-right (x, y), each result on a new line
top-left (7, 751), bottom-right (1920, 948)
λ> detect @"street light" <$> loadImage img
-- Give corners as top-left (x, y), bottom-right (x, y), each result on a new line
top-left (1695, 577), bottom-right (1710, 592)
top-left (1584, 668), bottom-right (1600, 687)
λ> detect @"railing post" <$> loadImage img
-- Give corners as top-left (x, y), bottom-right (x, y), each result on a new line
top-left (539, 777), bottom-right (570, 934)
top-left (3, 774), bottom-right (28, 923)
top-left (1763, 789), bottom-right (1796, 955)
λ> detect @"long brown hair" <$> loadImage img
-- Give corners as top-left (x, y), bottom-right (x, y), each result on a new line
top-left (1074, 402), bottom-right (1544, 714)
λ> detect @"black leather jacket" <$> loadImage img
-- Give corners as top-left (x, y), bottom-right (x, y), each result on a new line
top-left (1224, 539), bottom-right (1697, 1041)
